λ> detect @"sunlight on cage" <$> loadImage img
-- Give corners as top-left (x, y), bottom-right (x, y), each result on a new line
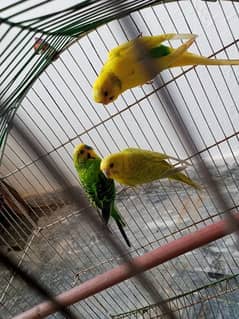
top-left (0, 1), bottom-right (239, 319)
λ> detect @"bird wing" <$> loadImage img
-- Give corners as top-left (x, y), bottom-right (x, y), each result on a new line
top-left (107, 39), bottom-right (136, 59)
top-left (122, 148), bottom-right (171, 160)
top-left (124, 148), bottom-right (191, 166)
top-left (97, 171), bottom-right (116, 224)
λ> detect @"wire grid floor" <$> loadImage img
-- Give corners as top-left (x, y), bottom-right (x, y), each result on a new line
top-left (0, 1), bottom-right (239, 318)
top-left (111, 274), bottom-right (239, 319)
top-left (1, 173), bottom-right (239, 318)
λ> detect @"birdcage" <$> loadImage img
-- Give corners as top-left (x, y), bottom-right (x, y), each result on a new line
top-left (0, 1), bottom-right (239, 319)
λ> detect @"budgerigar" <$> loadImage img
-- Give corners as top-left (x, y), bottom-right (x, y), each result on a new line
top-left (100, 147), bottom-right (201, 189)
top-left (73, 144), bottom-right (131, 247)
top-left (93, 33), bottom-right (239, 104)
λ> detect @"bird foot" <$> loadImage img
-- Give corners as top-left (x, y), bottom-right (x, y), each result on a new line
top-left (136, 32), bottom-right (143, 39)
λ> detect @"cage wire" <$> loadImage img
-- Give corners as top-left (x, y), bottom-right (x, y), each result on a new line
top-left (111, 273), bottom-right (239, 319)
top-left (0, 0), bottom-right (239, 319)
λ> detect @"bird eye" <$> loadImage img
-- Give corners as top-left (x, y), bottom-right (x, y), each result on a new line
top-left (80, 150), bottom-right (84, 154)
top-left (109, 96), bottom-right (114, 101)
top-left (109, 163), bottom-right (114, 168)
top-left (103, 91), bottom-right (108, 97)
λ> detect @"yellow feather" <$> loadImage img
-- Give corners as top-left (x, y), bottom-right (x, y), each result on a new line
top-left (100, 148), bottom-right (201, 189)
top-left (93, 33), bottom-right (239, 105)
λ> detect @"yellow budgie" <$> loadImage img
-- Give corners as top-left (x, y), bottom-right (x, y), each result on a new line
top-left (93, 33), bottom-right (239, 104)
top-left (100, 147), bottom-right (201, 189)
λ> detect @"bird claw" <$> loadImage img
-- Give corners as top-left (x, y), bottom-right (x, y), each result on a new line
top-left (136, 32), bottom-right (143, 39)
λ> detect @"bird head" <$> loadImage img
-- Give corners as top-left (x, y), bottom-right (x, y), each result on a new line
top-left (100, 153), bottom-right (123, 180)
top-left (93, 71), bottom-right (122, 105)
top-left (73, 144), bottom-right (98, 164)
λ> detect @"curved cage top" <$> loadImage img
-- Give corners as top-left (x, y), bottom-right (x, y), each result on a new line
top-left (0, 0), bottom-right (176, 161)
top-left (0, 1), bottom-right (239, 319)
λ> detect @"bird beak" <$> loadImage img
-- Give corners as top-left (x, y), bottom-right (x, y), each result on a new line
top-left (93, 88), bottom-right (103, 104)
top-left (101, 98), bottom-right (109, 105)
top-left (93, 88), bottom-right (110, 105)
top-left (102, 169), bottom-right (110, 178)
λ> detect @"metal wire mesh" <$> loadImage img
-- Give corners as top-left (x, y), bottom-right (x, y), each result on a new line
top-left (0, 1), bottom-right (239, 319)
top-left (111, 274), bottom-right (239, 319)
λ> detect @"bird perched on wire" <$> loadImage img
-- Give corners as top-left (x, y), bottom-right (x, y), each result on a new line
top-left (93, 33), bottom-right (239, 105)
top-left (73, 144), bottom-right (131, 247)
top-left (100, 147), bottom-right (201, 189)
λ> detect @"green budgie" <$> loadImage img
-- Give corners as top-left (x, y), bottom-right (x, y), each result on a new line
top-left (73, 143), bottom-right (131, 247)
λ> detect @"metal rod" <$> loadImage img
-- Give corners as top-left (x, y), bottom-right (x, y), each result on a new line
top-left (9, 108), bottom-right (177, 319)
top-left (12, 213), bottom-right (239, 319)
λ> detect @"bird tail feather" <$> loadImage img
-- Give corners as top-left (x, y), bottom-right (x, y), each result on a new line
top-left (171, 51), bottom-right (239, 67)
top-left (112, 207), bottom-right (131, 247)
top-left (115, 219), bottom-right (131, 247)
top-left (170, 172), bottom-right (201, 190)
top-left (159, 166), bottom-right (186, 179)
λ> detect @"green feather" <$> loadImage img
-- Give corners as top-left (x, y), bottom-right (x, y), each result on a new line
top-left (149, 44), bottom-right (171, 58)
top-left (74, 152), bottom-right (131, 247)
